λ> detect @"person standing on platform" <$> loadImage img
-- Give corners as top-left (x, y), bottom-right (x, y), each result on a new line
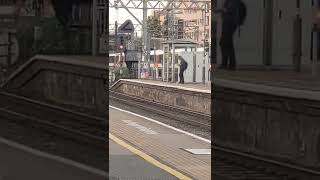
top-left (215, 0), bottom-right (246, 70)
top-left (179, 56), bottom-right (188, 84)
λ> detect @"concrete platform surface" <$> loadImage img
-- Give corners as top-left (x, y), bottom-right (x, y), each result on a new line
top-left (109, 139), bottom-right (177, 179)
top-left (214, 69), bottom-right (320, 101)
top-left (109, 105), bottom-right (211, 180)
top-left (214, 69), bottom-right (320, 91)
top-left (0, 137), bottom-right (107, 180)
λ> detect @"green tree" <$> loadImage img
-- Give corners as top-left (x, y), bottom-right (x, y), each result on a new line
top-left (114, 66), bottom-right (131, 81)
top-left (147, 16), bottom-right (162, 38)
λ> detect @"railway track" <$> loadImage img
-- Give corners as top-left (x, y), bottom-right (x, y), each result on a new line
top-left (109, 90), bottom-right (211, 131)
top-left (0, 91), bottom-right (107, 148)
top-left (213, 145), bottom-right (320, 180)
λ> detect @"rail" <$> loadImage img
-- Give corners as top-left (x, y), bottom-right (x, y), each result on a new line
top-left (0, 91), bottom-right (107, 148)
top-left (109, 90), bottom-right (210, 130)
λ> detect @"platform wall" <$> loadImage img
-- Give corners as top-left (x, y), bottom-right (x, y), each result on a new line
top-left (1, 57), bottom-right (108, 117)
top-left (213, 81), bottom-right (320, 170)
top-left (111, 80), bottom-right (211, 115)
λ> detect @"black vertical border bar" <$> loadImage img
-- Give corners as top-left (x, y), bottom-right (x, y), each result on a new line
top-left (211, 0), bottom-right (216, 178)
top-left (105, 0), bottom-right (110, 176)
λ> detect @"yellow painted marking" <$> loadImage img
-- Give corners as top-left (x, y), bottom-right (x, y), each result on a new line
top-left (109, 133), bottom-right (192, 180)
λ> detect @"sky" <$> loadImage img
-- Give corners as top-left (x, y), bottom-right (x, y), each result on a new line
top-left (109, 7), bottom-right (153, 36)
top-left (109, 8), bottom-right (144, 24)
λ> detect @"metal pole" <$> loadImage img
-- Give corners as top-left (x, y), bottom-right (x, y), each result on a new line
top-left (92, 0), bottom-right (97, 56)
top-left (162, 46), bottom-right (165, 81)
top-left (202, 9), bottom-right (206, 84)
top-left (142, 0), bottom-right (148, 79)
top-left (115, 21), bottom-right (118, 52)
top-left (154, 41), bottom-right (156, 80)
top-left (167, 45), bottom-right (169, 81)
top-left (172, 41), bottom-right (175, 82)
top-left (171, 7), bottom-right (175, 83)
top-left (138, 33), bottom-right (141, 78)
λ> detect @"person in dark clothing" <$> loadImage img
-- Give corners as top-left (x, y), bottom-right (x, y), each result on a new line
top-left (216, 0), bottom-right (242, 70)
top-left (179, 57), bottom-right (188, 84)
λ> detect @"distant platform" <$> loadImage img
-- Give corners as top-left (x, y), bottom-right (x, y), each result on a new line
top-left (213, 68), bottom-right (320, 170)
top-left (120, 79), bottom-right (211, 93)
top-left (111, 79), bottom-right (211, 115)
top-left (213, 68), bottom-right (320, 100)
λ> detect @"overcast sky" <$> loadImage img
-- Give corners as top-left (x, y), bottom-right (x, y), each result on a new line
top-left (109, 8), bottom-right (143, 24)
top-left (109, 7), bottom-right (153, 36)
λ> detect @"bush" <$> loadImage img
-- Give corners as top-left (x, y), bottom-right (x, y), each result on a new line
top-left (114, 67), bottom-right (131, 81)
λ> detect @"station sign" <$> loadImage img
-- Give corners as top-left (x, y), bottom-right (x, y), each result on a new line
top-left (118, 20), bottom-right (134, 34)
top-left (125, 50), bottom-right (141, 62)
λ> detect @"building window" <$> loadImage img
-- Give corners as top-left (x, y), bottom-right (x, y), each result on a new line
top-left (193, 19), bottom-right (197, 25)
top-left (206, 16), bottom-right (209, 26)
top-left (200, 18), bottom-right (203, 25)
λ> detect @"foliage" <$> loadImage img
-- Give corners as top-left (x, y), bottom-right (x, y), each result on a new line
top-left (113, 66), bottom-right (132, 81)
top-left (147, 16), bottom-right (163, 38)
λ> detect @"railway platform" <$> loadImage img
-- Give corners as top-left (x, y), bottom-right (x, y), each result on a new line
top-left (1, 55), bottom-right (108, 117)
top-left (110, 79), bottom-right (211, 115)
top-left (109, 138), bottom-right (177, 179)
top-left (213, 67), bottom-right (320, 91)
top-left (109, 106), bottom-right (211, 180)
top-left (0, 136), bottom-right (107, 180)
top-left (213, 68), bottom-right (320, 177)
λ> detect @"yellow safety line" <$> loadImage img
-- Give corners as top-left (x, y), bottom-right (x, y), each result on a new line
top-left (109, 133), bottom-right (192, 180)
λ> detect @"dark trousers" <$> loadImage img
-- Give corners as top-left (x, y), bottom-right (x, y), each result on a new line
top-left (179, 70), bottom-right (185, 84)
top-left (219, 27), bottom-right (237, 69)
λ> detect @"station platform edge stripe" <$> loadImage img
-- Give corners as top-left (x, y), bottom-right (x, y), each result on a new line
top-left (109, 133), bottom-right (192, 180)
